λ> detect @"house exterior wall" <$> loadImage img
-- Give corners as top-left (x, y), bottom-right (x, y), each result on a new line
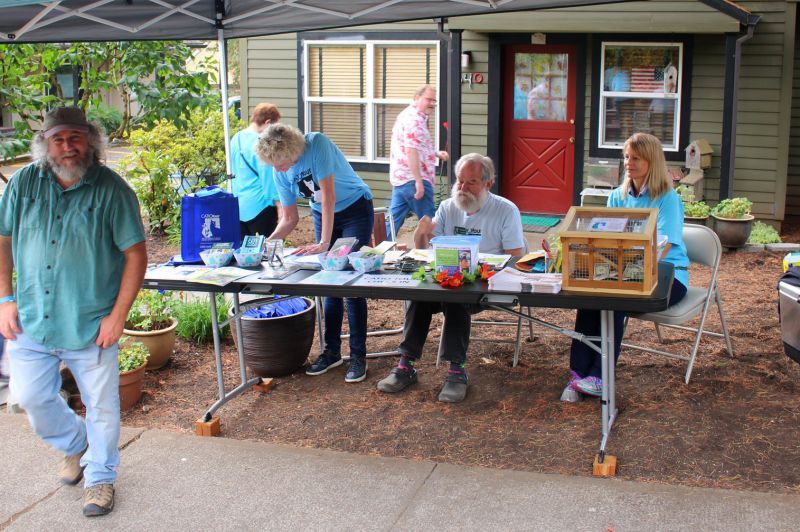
top-left (242, 1), bottom-right (796, 221)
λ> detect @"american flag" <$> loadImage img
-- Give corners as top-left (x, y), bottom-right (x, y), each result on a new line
top-left (630, 66), bottom-right (664, 92)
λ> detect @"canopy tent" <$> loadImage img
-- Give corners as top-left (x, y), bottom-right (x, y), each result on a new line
top-left (0, 0), bottom-right (754, 184)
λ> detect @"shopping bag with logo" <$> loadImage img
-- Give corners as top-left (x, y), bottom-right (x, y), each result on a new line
top-left (180, 186), bottom-right (240, 262)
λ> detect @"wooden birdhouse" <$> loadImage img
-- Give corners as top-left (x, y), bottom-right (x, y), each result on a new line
top-left (680, 168), bottom-right (705, 201)
top-left (685, 139), bottom-right (713, 170)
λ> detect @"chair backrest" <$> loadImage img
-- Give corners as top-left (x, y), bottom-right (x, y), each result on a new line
top-left (683, 223), bottom-right (721, 269)
top-left (371, 206), bottom-right (395, 246)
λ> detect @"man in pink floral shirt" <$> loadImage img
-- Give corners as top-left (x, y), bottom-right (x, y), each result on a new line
top-left (387, 85), bottom-right (448, 237)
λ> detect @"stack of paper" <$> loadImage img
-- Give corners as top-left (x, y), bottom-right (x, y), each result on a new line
top-left (488, 268), bottom-right (562, 294)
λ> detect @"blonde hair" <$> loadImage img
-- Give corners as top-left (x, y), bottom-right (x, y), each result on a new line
top-left (620, 133), bottom-right (671, 199)
top-left (255, 123), bottom-right (306, 166)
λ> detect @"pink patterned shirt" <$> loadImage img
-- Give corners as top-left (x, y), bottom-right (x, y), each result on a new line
top-left (389, 103), bottom-right (437, 187)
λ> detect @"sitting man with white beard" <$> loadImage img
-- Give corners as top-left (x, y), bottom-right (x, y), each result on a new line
top-left (377, 153), bottom-right (525, 403)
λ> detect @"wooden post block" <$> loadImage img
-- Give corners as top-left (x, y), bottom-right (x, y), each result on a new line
top-left (195, 416), bottom-right (221, 437)
top-left (253, 378), bottom-right (275, 393)
top-left (593, 454), bottom-right (617, 477)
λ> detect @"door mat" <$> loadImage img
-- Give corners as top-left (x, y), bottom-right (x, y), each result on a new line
top-left (520, 215), bottom-right (561, 233)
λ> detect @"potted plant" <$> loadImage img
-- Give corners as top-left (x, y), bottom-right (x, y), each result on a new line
top-left (118, 338), bottom-right (149, 410)
top-left (684, 200), bottom-right (711, 224)
top-left (711, 197), bottom-right (754, 249)
top-left (229, 297), bottom-right (317, 378)
top-left (123, 290), bottom-right (178, 370)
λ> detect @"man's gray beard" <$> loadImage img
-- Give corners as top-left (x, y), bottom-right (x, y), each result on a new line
top-left (452, 184), bottom-right (488, 214)
top-left (47, 152), bottom-right (92, 184)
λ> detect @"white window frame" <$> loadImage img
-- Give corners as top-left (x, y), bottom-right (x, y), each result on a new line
top-left (598, 41), bottom-right (683, 152)
top-left (303, 39), bottom-right (440, 163)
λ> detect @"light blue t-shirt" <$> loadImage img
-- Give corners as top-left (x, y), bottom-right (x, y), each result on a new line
top-left (273, 132), bottom-right (372, 214)
top-left (230, 128), bottom-right (279, 221)
top-left (608, 185), bottom-right (689, 288)
top-left (432, 193), bottom-right (526, 254)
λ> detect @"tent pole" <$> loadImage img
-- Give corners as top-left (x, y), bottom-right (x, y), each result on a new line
top-left (218, 28), bottom-right (232, 179)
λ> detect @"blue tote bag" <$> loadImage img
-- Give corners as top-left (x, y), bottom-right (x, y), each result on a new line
top-left (181, 186), bottom-right (241, 262)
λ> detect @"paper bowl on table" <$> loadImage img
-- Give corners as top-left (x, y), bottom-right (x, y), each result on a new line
top-left (319, 253), bottom-right (350, 271)
top-left (234, 249), bottom-right (263, 268)
top-left (348, 252), bottom-right (383, 273)
top-left (200, 248), bottom-right (233, 268)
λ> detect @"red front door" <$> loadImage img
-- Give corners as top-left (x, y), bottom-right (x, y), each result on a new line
top-left (501, 44), bottom-right (576, 214)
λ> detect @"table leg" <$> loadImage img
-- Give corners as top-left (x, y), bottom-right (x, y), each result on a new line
top-left (598, 309), bottom-right (618, 463)
top-left (200, 292), bottom-right (261, 425)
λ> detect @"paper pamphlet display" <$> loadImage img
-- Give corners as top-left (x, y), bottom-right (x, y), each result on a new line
top-left (298, 270), bottom-right (362, 286)
top-left (145, 265), bottom-right (210, 281)
top-left (240, 235), bottom-right (265, 253)
top-left (478, 253), bottom-right (512, 269)
top-left (488, 268), bottom-right (562, 294)
top-left (186, 266), bottom-right (255, 286)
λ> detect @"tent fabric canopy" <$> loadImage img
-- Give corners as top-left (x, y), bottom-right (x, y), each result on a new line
top-left (0, 0), bottom-right (635, 43)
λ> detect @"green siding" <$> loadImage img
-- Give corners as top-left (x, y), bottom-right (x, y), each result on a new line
top-left (243, 1), bottom-right (798, 220)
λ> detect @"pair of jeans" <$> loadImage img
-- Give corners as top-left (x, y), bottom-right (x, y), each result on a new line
top-left (399, 301), bottom-right (482, 365)
top-left (387, 181), bottom-right (435, 239)
top-left (312, 196), bottom-right (374, 361)
top-left (570, 278), bottom-right (689, 379)
top-left (7, 332), bottom-right (120, 487)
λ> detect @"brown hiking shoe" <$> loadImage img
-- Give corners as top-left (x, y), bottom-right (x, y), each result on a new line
top-left (58, 445), bottom-right (87, 485)
top-left (83, 483), bottom-right (115, 517)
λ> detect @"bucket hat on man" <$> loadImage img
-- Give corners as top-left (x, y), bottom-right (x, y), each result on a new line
top-left (43, 107), bottom-right (90, 138)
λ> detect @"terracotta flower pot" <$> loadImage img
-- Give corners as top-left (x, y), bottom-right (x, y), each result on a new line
top-left (230, 298), bottom-right (316, 378)
top-left (711, 213), bottom-right (754, 249)
top-left (123, 318), bottom-right (178, 370)
top-left (119, 364), bottom-right (146, 410)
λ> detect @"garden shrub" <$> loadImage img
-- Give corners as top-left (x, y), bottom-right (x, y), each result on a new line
top-left (87, 105), bottom-right (123, 136)
top-left (747, 221), bottom-right (781, 245)
top-left (174, 294), bottom-right (230, 343)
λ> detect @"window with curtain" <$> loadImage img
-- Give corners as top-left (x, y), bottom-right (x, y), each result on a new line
top-left (305, 41), bottom-right (439, 162)
top-left (598, 42), bottom-right (683, 151)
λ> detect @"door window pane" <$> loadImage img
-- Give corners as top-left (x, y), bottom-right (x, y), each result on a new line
top-left (512, 53), bottom-right (568, 122)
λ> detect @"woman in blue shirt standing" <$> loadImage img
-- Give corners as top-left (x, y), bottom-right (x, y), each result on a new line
top-left (257, 123), bottom-right (374, 383)
top-left (230, 103), bottom-right (282, 237)
top-left (563, 132), bottom-right (689, 401)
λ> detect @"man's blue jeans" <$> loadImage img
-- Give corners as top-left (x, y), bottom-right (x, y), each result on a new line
top-left (313, 195), bottom-right (374, 360)
top-left (8, 333), bottom-right (120, 487)
top-left (387, 180), bottom-right (435, 239)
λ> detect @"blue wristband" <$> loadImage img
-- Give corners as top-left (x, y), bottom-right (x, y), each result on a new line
top-left (0, 295), bottom-right (15, 305)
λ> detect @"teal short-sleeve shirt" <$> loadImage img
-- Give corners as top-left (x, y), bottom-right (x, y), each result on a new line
top-left (0, 162), bottom-right (145, 350)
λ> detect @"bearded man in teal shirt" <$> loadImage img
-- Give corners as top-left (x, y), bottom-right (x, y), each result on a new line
top-left (0, 107), bottom-right (147, 518)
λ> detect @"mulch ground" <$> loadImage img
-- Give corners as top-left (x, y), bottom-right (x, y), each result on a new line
top-left (125, 217), bottom-right (800, 494)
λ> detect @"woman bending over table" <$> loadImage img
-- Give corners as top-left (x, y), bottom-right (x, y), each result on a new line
top-left (256, 123), bottom-right (374, 383)
top-left (563, 132), bottom-right (689, 402)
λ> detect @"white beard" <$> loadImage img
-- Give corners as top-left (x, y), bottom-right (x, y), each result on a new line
top-left (48, 152), bottom-right (92, 184)
top-left (452, 184), bottom-right (488, 214)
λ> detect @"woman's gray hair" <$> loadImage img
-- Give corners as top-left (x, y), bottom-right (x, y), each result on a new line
top-left (455, 153), bottom-right (495, 183)
top-left (256, 122), bottom-right (306, 165)
top-left (31, 121), bottom-right (106, 166)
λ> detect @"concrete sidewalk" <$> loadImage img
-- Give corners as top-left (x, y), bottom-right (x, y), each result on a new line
top-left (1, 414), bottom-right (798, 531)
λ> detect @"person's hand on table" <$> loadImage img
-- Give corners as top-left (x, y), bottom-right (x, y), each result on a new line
top-left (292, 242), bottom-right (330, 256)
top-left (416, 215), bottom-right (435, 237)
